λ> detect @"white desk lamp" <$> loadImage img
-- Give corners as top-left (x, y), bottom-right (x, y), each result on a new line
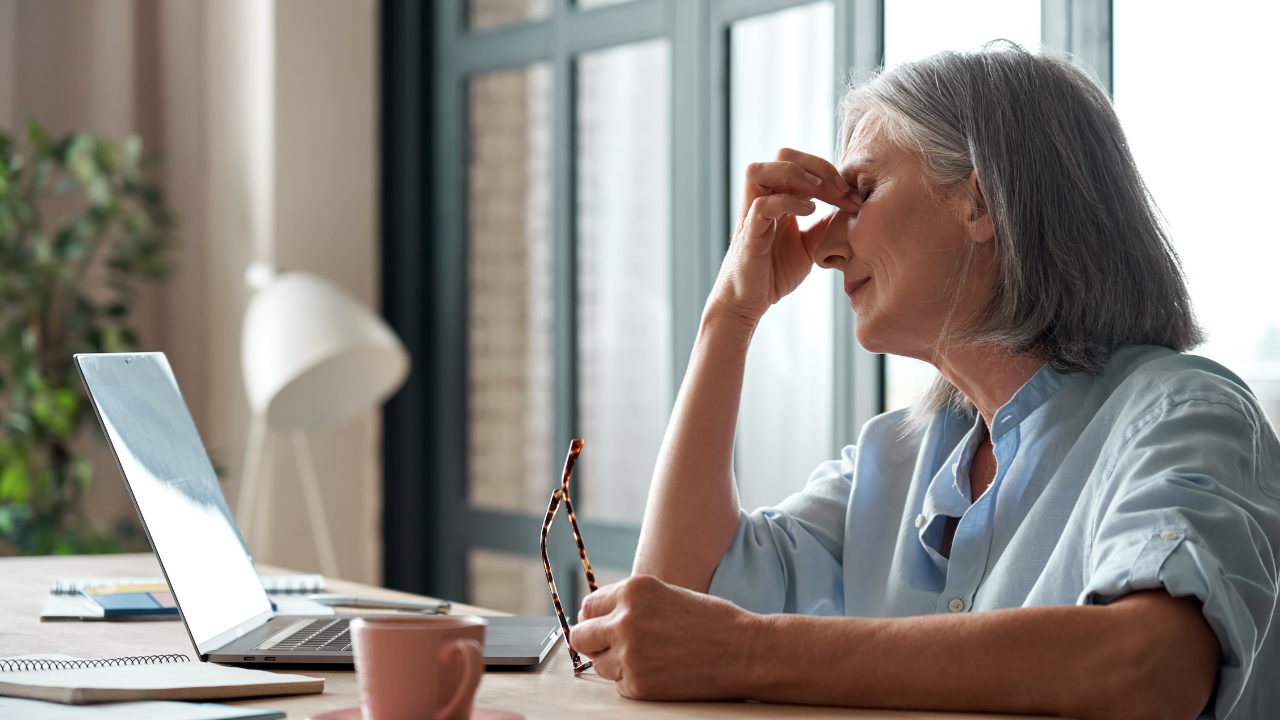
top-left (236, 265), bottom-right (410, 578)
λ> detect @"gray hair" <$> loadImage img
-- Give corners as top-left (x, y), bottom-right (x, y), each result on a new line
top-left (838, 42), bottom-right (1203, 424)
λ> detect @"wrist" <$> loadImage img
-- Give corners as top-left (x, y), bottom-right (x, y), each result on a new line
top-left (735, 610), bottom-right (782, 699)
top-left (699, 300), bottom-right (759, 344)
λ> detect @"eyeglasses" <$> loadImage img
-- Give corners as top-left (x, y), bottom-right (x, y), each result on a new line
top-left (539, 438), bottom-right (598, 675)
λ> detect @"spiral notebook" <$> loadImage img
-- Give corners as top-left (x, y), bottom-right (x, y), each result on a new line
top-left (0, 654), bottom-right (323, 705)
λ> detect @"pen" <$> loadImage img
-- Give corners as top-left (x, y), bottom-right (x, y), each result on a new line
top-left (306, 594), bottom-right (451, 614)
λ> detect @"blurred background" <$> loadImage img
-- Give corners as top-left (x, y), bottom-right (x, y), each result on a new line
top-left (1, 0), bottom-right (1276, 619)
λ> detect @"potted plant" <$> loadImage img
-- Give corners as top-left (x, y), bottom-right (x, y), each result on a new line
top-left (0, 123), bottom-right (174, 554)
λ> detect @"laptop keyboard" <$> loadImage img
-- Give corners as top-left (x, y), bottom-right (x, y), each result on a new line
top-left (273, 618), bottom-right (353, 652)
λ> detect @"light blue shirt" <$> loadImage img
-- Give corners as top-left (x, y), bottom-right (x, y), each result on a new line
top-left (710, 345), bottom-right (1280, 719)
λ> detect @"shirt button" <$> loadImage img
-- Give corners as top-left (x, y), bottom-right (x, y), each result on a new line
top-left (951, 462), bottom-right (959, 475)
top-left (915, 514), bottom-right (926, 528)
top-left (1161, 530), bottom-right (1179, 541)
top-left (948, 599), bottom-right (964, 612)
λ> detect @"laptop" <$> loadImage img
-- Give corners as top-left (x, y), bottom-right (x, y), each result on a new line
top-left (75, 352), bottom-right (561, 667)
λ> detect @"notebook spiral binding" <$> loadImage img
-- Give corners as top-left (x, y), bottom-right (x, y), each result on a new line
top-left (50, 579), bottom-right (159, 595)
top-left (0, 654), bottom-right (190, 672)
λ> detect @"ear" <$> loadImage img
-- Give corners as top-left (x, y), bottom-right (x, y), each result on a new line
top-left (965, 170), bottom-right (995, 244)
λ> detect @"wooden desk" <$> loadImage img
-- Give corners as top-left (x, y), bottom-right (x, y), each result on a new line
top-left (1, 554), bottom-right (1042, 719)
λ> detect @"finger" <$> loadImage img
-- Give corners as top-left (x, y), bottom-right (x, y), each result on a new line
top-left (801, 209), bottom-right (839, 257)
top-left (747, 193), bottom-right (816, 228)
top-left (738, 195), bottom-right (812, 257)
top-left (775, 147), bottom-right (850, 193)
top-left (588, 648), bottom-right (622, 681)
top-left (774, 148), bottom-right (861, 213)
top-left (744, 160), bottom-right (823, 198)
top-left (580, 581), bottom-right (624, 620)
top-left (826, 188), bottom-right (862, 215)
top-left (570, 616), bottom-right (610, 655)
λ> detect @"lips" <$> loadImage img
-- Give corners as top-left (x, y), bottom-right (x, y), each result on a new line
top-left (844, 278), bottom-right (869, 299)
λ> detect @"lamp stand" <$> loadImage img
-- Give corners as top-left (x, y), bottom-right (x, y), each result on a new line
top-left (292, 432), bottom-right (341, 579)
top-left (236, 412), bottom-right (269, 550)
top-left (237, 415), bottom-right (340, 580)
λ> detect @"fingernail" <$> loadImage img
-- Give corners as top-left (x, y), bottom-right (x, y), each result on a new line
top-left (834, 175), bottom-right (850, 192)
top-left (804, 172), bottom-right (821, 186)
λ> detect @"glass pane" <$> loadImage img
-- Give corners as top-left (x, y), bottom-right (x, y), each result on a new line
top-left (468, 548), bottom-right (553, 616)
top-left (578, 0), bottom-right (634, 8)
top-left (729, 2), bottom-right (835, 512)
top-left (1115, 2), bottom-right (1280, 424)
top-left (470, 0), bottom-right (550, 32)
top-left (576, 39), bottom-right (673, 524)
top-left (468, 64), bottom-right (555, 514)
top-left (881, 0), bottom-right (1041, 412)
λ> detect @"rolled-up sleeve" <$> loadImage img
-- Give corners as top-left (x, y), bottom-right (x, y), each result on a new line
top-left (1080, 395), bottom-right (1280, 718)
top-left (708, 445), bottom-right (854, 616)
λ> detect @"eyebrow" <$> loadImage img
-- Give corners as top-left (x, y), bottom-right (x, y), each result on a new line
top-left (839, 149), bottom-right (877, 171)
top-left (839, 155), bottom-right (878, 184)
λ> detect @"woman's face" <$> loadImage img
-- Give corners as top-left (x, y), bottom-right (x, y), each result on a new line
top-left (814, 112), bottom-right (995, 362)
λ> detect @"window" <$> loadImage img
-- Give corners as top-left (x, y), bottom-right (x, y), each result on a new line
top-left (1114, 0), bottom-right (1280, 424)
top-left (575, 39), bottom-right (673, 524)
top-left (386, 0), bottom-right (884, 606)
top-left (730, 2), bottom-right (837, 513)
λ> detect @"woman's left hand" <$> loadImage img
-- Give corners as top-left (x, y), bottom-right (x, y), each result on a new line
top-left (572, 574), bottom-right (762, 700)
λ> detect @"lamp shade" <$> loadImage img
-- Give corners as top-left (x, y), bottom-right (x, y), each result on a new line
top-left (241, 271), bottom-right (409, 432)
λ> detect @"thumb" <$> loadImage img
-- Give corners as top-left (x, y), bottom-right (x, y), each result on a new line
top-left (800, 210), bottom-right (838, 260)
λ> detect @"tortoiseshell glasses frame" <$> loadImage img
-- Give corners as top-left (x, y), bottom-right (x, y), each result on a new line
top-left (540, 438), bottom-right (598, 675)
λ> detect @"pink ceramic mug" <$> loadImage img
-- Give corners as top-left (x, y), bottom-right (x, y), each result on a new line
top-left (351, 616), bottom-right (487, 720)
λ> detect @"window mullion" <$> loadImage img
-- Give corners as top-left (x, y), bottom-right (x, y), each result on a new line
top-left (833, 0), bottom-right (886, 451)
top-left (1041, 0), bottom-right (1113, 95)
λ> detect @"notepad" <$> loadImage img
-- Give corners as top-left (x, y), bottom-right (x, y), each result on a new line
top-left (82, 583), bottom-right (180, 617)
top-left (40, 575), bottom-right (334, 621)
top-left (0, 655), bottom-right (324, 705)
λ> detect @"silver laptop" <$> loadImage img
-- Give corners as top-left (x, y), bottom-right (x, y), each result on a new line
top-left (75, 352), bottom-right (561, 667)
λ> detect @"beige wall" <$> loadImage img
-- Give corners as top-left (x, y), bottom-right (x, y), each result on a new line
top-left (0, 0), bottom-right (384, 585)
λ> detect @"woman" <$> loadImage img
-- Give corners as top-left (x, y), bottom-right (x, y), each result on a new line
top-left (571, 45), bottom-right (1280, 719)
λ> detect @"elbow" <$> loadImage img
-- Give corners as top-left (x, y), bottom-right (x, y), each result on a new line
top-left (1070, 593), bottom-right (1220, 720)
top-left (1088, 663), bottom-right (1217, 720)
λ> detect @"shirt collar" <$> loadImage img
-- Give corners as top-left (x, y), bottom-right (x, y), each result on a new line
top-left (986, 362), bottom-right (1072, 441)
top-left (915, 362), bottom-right (1072, 562)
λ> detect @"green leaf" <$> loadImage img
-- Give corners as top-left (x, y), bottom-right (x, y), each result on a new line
top-left (0, 458), bottom-right (30, 503)
top-left (66, 134), bottom-right (96, 183)
top-left (87, 176), bottom-right (112, 206)
top-left (0, 504), bottom-right (15, 537)
top-left (123, 135), bottom-right (141, 168)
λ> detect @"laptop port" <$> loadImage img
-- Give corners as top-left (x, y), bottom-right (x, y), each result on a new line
top-left (243, 657), bottom-right (255, 661)
top-left (265, 657), bottom-right (277, 661)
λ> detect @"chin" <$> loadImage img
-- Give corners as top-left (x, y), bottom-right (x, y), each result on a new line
top-left (853, 315), bottom-right (927, 358)
top-left (852, 316), bottom-right (892, 354)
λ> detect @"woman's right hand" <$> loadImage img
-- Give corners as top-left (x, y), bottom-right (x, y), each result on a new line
top-left (709, 148), bottom-right (862, 325)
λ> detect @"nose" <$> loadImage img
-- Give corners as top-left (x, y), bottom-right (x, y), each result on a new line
top-left (814, 211), bottom-right (855, 269)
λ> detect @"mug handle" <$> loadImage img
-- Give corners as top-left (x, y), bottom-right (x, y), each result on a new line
top-left (437, 638), bottom-right (484, 720)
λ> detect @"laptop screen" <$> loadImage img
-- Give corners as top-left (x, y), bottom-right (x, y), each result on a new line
top-left (76, 353), bottom-right (273, 654)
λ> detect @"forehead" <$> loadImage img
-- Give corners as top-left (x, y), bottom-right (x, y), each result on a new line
top-left (839, 110), bottom-right (901, 171)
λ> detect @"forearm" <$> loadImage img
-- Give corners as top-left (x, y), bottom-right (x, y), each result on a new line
top-left (632, 305), bottom-right (756, 591)
top-left (742, 591), bottom-right (1219, 720)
